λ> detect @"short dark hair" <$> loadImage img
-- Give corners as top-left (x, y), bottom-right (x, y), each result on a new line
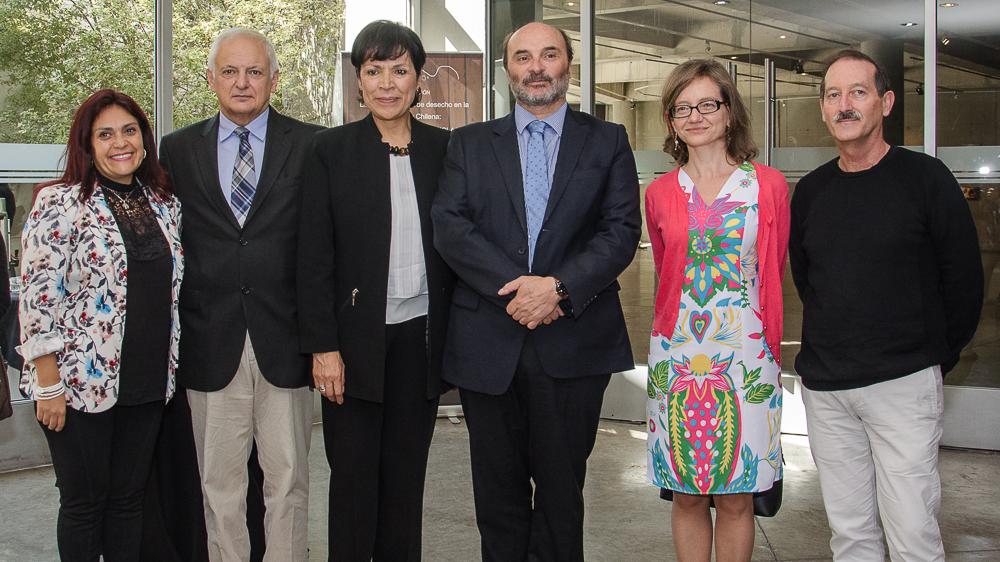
top-left (501, 24), bottom-right (574, 72)
top-left (819, 49), bottom-right (892, 97)
top-left (35, 89), bottom-right (171, 203)
top-left (350, 20), bottom-right (427, 107)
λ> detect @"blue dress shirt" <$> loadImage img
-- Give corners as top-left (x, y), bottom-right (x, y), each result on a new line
top-left (217, 108), bottom-right (269, 218)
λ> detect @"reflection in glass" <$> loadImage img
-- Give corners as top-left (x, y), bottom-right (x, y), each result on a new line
top-left (0, 1), bottom-right (155, 144)
top-left (171, 1), bottom-right (345, 129)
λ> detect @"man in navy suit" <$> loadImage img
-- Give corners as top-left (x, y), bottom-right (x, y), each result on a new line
top-left (432, 21), bottom-right (640, 562)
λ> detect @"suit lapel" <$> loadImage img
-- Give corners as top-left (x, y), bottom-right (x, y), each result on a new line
top-left (360, 114), bottom-right (392, 236)
top-left (245, 108), bottom-right (292, 226)
top-left (491, 115), bottom-right (527, 236)
top-left (545, 108), bottom-right (587, 223)
top-left (194, 116), bottom-right (241, 231)
top-left (408, 118), bottom-right (436, 220)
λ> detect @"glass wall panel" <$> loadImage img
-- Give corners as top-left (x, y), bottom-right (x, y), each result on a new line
top-left (936, 0), bottom-right (1000, 389)
top-left (171, 0), bottom-right (346, 129)
top-left (0, 0), bottom-right (155, 402)
top-left (485, 0), bottom-right (998, 387)
top-left (759, 0), bottom-right (926, 370)
top-left (584, 0), bottom-right (755, 363)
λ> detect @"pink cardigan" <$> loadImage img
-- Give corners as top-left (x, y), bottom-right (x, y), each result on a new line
top-left (644, 162), bottom-right (790, 364)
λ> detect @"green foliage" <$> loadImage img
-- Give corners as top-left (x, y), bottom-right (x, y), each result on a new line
top-left (649, 359), bottom-right (670, 395)
top-left (739, 361), bottom-right (761, 389)
top-left (0, 0), bottom-right (344, 144)
top-left (744, 383), bottom-right (775, 404)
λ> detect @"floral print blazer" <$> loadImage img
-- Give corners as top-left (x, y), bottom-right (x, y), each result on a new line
top-left (18, 182), bottom-right (184, 413)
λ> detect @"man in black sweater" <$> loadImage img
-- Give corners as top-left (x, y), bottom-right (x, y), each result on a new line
top-left (789, 50), bottom-right (982, 561)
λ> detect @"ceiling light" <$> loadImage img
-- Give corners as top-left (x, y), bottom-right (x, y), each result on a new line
top-left (730, 56), bottom-right (739, 60)
top-left (979, 166), bottom-right (991, 175)
top-left (901, 22), bottom-right (918, 27)
top-left (566, 1), bottom-right (575, 4)
top-left (940, 2), bottom-right (958, 7)
top-left (779, 34), bottom-right (787, 39)
top-left (940, 36), bottom-right (950, 45)
top-left (714, 0), bottom-right (730, 5)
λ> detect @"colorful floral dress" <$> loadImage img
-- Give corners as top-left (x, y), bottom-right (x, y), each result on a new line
top-left (646, 162), bottom-right (782, 495)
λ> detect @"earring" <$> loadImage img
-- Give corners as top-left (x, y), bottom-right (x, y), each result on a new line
top-left (674, 137), bottom-right (679, 150)
top-left (142, 149), bottom-right (147, 160)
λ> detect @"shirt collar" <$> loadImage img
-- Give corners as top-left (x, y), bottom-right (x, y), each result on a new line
top-left (218, 107), bottom-right (270, 142)
top-left (514, 102), bottom-right (568, 137)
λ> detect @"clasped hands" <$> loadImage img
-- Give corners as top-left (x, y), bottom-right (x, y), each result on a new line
top-left (314, 277), bottom-right (563, 403)
top-left (498, 275), bottom-right (564, 330)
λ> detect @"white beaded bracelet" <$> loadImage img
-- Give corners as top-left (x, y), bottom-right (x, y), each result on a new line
top-left (35, 382), bottom-right (65, 400)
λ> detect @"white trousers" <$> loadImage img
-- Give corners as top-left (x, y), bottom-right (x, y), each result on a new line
top-left (189, 336), bottom-right (312, 562)
top-left (802, 366), bottom-right (945, 562)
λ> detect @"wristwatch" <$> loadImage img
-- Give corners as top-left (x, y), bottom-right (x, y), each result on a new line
top-left (554, 278), bottom-right (569, 299)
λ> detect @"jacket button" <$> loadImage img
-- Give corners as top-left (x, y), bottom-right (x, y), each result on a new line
top-left (241, 286), bottom-right (252, 295)
top-left (517, 248), bottom-right (526, 255)
top-left (239, 238), bottom-right (248, 246)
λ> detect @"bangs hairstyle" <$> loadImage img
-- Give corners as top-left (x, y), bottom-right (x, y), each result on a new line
top-left (500, 25), bottom-right (575, 71)
top-left (819, 49), bottom-right (891, 97)
top-left (351, 20), bottom-right (427, 107)
top-left (35, 89), bottom-right (172, 203)
top-left (660, 58), bottom-right (757, 166)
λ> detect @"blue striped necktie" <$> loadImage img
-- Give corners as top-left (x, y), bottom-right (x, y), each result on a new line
top-left (231, 127), bottom-right (256, 223)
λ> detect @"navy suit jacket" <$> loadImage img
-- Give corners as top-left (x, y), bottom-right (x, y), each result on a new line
top-left (431, 107), bottom-right (641, 395)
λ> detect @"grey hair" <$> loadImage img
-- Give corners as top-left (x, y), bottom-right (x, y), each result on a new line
top-left (207, 28), bottom-right (280, 77)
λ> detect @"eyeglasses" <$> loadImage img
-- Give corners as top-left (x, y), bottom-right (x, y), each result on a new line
top-left (669, 100), bottom-right (728, 119)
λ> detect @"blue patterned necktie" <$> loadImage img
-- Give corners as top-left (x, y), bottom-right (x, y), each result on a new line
top-left (231, 127), bottom-right (256, 224)
top-left (524, 119), bottom-right (549, 270)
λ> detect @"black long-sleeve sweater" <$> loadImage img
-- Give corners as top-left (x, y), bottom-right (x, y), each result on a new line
top-left (789, 146), bottom-right (983, 391)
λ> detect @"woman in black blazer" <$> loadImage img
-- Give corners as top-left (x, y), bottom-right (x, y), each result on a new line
top-left (297, 20), bottom-right (454, 561)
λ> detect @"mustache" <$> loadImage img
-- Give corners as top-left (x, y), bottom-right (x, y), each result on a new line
top-left (833, 110), bottom-right (862, 122)
top-left (521, 71), bottom-right (553, 86)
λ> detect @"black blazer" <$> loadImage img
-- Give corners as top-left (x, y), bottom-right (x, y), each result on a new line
top-left (297, 115), bottom-right (455, 402)
top-left (160, 109), bottom-right (323, 391)
top-left (431, 108), bottom-right (641, 394)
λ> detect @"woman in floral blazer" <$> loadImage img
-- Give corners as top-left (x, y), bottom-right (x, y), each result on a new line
top-left (18, 89), bottom-right (183, 562)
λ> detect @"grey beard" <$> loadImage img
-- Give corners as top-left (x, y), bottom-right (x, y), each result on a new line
top-left (512, 73), bottom-right (570, 107)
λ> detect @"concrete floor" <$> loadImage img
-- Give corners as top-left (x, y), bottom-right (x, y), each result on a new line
top-left (1, 418), bottom-right (998, 561)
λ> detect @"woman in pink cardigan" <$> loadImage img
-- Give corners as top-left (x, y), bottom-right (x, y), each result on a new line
top-left (644, 59), bottom-right (790, 561)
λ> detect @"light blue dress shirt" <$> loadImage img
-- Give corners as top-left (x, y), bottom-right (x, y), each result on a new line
top-left (514, 102), bottom-right (567, 189)
top-left (217, 108), bottom-right (269, 217)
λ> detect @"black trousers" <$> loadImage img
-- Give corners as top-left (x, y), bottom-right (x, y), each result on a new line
top-left (460, 339), bottom-right (611, 562)
top-left (323, 315), bottom-right (439, 561)
top-left (41, 400), bottom-right (164, 562)
top-left (139, 386), bottom-right (268, 562)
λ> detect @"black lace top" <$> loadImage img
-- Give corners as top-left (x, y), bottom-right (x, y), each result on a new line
top-left (99, 173), bottom-right (172, 405)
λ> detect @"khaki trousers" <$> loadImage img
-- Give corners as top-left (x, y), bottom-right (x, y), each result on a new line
top-left (189, 336), bottom-right (312, 562)
top-left (803, 366), bottom-right (945, 562)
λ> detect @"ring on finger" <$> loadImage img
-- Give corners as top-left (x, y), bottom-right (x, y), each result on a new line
top-left (318, 384), bottom-right (327, 392)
